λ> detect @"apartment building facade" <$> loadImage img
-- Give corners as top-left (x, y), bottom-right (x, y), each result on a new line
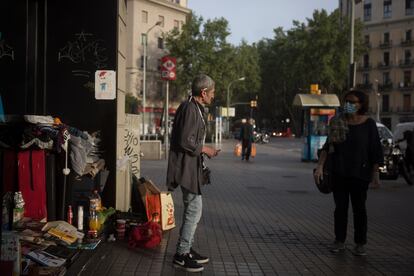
top-left (340, 0), bottom-right (414, 130)
top-left (126, 0), bottom-right (190, 134)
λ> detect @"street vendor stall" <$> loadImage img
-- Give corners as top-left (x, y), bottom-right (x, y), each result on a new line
top-left (293, 93), bottom-right (340, 161)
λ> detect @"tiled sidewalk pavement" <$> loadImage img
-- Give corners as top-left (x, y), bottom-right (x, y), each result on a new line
top-left (68, 138), bottom-right (414, 275)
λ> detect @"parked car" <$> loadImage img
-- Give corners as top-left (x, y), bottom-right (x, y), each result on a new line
top-left (393, 122), bottom-right (414, 151)
top-left (376, 122), bottom-right (393, 142)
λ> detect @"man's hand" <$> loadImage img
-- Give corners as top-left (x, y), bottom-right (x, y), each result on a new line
top-left (202, 146), bottom-right (220, 158)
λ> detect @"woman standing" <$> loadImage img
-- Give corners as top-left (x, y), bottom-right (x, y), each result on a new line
top-left (314, 90), bottom-right (383, 256)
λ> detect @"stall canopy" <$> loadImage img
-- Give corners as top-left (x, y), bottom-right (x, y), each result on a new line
top-left (293, 94), bottom-right (340, 107)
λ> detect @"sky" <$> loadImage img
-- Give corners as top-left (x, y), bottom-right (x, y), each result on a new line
top-left (187, 0), bottom-right (339, 45)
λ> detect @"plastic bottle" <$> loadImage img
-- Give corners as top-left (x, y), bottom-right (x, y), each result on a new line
top-left (67, 205), bottom-right (73, 225)
top-left (88, 209), bottom-right (101, 238)
top-left (89, 190), bottom-right (102, 213)
top-left (77, 206), bottom-right (84, 231)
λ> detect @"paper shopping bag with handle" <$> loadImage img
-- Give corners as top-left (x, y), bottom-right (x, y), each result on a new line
top-left (234, 143), bottom-right (242, 157)
top-left (160, 192), bottom-right (175, 231)
top-left (251, 143), bottom-right (257, 157)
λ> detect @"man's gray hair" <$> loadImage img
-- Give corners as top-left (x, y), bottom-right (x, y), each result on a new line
top-left (191, 74), bottom-right (215, 96)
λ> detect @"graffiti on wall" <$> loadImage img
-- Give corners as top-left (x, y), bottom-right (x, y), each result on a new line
top-left (58, 30), bottom-right (108, 78)
top-left (0, 33), bottom-right (15, 61)
top-left (124, 129), bottom-right (140, 177)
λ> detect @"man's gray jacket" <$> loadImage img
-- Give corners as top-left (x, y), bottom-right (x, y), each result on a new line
top-left (166, 97), bottom-right (206, 194)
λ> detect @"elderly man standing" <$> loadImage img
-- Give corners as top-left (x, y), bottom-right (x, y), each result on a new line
top-left (167, 74), bottom-right (220, 272)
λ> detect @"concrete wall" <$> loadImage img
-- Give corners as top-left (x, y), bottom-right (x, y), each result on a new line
top-left (116, 0), bottom-right (131, 212)
top-left (140, 140), bottom-right (162, 159)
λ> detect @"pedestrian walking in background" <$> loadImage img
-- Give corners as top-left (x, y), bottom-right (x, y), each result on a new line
top-left (166, 74), bottom-right (220, 273)
top-left (314, 90), bottom-right (383, 256)
top-left (239, 118), bottom-right (254, 161)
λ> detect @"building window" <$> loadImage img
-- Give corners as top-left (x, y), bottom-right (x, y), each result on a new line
top-left (140, 56), bottom-right (148, 69)
top-left (406, 0), bottom-right (414, 15)
top-left (158, 37), bottom-right (164, 49)
top-left (157, 59), bottom-right (162, 71)
top-left (406, 30), bottom-right (412, 41)
top-left (141, 33), bottom-right (147, 45)
top-left (405, 50), bottom-right (412, 63)
top-left (140, 80), bottom-right (143, 96)
top-left (403, 94), bottom-right (411, 112)
top-left (364, 0), bottom-right (372, 21)
top-left (384, 32), bottom-right (390, 43)
top-left (384, 0), bottom-right (392, 18)
top-left (363, 54), bottom-right (370, 68)
top-left (158, 15), bottom-right (165, 27)
top-left (383, 72), bottom-right (391, 84)
top-left (174, 20), bottom-right (179, 29)
top-left (384, 52), bottom-right (390, 66)
top-left (404, 71), bottom-right (412, 85)
top-left (382, 95), bottom-right (390, 112)
top-left (364, 34), bottom-right (370, 47)
top-left (142, 10), bottom-right (148, 23)
top-left (363, 73), bottom-right (369, 84)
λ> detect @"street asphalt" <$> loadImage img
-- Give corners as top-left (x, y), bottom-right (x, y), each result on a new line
top-left (68, 138), bottom-right (414, 276)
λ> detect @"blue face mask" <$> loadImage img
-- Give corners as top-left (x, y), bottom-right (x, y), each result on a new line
top-left (343, 102), bottom-right (358, 114)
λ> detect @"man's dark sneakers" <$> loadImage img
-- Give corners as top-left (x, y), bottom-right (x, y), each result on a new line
top-left (190, 248), bottom-right (209, 264)
top-left (173, 253), bottom-right (204, 272)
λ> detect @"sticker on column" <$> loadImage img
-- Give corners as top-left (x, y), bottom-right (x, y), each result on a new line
top-left (95, 70), bottom-right (116, 100)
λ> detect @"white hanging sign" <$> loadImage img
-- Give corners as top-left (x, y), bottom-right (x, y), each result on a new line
top-left (95, 70), bottom-right (116, 100)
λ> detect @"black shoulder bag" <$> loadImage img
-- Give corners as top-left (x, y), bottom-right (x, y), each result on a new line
top-left (314, 149), bottom-right (333, 194)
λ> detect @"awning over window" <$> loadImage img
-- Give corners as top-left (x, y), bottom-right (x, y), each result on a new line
top-left (292, 94), bottom-right (340, 108)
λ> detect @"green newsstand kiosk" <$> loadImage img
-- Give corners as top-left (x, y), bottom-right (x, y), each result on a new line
top-left (293, 93), bottom-right (340, 161)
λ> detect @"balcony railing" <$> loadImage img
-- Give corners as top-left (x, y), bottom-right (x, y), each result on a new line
top-left (395, 107), bottom-right (414, 113)
top-left (398, 82), bottom-right (414, 91)
top-left (357, 63), bottom-right (372, 71)
top-left (401, 39), bottom-right (414, 47)
top-left (378, 82), bottom-right (393, 91)
top-left (406, 8), bottom-right (414, 16)
top-left (377, 61), bottom-right (392, 69)
top-left (399, 59), bottom-right (414, 68)
top-left (381, 106), bottom-right (392, 113)
top-left (356, 83), bottom-right (373, 90)
top-left (379, 40), bottom-right (393, 49)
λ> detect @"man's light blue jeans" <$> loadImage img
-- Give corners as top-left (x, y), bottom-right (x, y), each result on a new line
top-left (176, 187), bottom-right (202, 255)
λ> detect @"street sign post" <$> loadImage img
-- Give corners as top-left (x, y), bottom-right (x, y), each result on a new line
top-left (160, 56), bottom-right (176, 159)
top-left (160, 56), bottom-right (176, 81)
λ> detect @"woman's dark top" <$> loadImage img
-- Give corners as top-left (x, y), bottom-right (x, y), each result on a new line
top-left (324, 118), bottom-right (383, 182)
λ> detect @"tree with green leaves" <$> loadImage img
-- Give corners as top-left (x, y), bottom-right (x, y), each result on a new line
top-left (257, 9), bottom-right (365, 133)
top-left (165, 13), bottom-right (261, 111)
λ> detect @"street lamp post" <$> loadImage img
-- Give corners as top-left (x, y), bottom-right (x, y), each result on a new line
top-left (142, 21), bottom-right (161, 139)
top-left (348, 0), bottom-right (362, 89)
top-left (349, 0), bottom-right (356, 89)
top-left (226, 77), bottom-right (245, 135)
top-left (375, 79), bottom-right (381, 122)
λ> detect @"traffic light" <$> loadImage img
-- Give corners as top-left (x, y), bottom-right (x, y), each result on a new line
top-left (310, 84), bottom-right (320, 95)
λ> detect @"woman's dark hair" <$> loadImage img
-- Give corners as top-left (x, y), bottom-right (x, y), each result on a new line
top-left (344, 90), bottom-right (369, 115)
